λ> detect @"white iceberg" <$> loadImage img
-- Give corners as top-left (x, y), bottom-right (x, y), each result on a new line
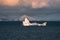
top-left (23, 18), bottom-right (47, 26)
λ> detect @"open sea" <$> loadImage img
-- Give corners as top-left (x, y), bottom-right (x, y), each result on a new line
top-left (0, 21), bottom-right (60, 40)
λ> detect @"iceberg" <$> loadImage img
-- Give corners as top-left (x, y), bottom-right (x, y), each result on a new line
top-left (23, 18), bottom-right (47, 26)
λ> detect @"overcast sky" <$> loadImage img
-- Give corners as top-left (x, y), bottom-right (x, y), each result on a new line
top-left (0, 0), bottom-right (60, 21)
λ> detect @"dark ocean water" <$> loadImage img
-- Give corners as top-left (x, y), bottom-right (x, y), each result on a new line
top-left (0, 21), bottom-right (60, 40)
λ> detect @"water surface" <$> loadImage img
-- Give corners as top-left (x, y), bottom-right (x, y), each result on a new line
top-left (0, 21), bottom-right (60, 40)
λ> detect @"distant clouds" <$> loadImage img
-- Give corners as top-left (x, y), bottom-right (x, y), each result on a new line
top-left (32, 0), bottom-right (47, 8)
top-left (21, 0), bottom-right (48, 8)
top-left (23, 0), bottom-right (32, 6)
top-left (0, 0), bottom-right (20, 6)
top-left (0, 0), bottom-right (60, 8)
top-left (0, 0), bottom-right (60, 21)
top-left (48, 0), bottom-right (60, 8)
top-left (31, 0), bottom-right (60, 8)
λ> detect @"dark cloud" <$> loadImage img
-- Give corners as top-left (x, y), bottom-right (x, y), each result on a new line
top-left (0, 0), bottom-right (60, 21)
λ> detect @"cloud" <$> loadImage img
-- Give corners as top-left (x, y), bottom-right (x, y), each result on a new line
top-left (22, 0), bottom-right (48, 8)
top-left (32, 0), bottom-right (60, 8)
top-left (32, 0), bottom-right (48, 8)
top-left (0, 0), bottom-right (20, 6)
top-left (0, 0), bottom-right (60, 8)
top-left (0, 0), bottom-right (48, 8)
top-left (48, 0), bottom-right (60, 8)
top-left (23, 0), bottom-right (32, 5)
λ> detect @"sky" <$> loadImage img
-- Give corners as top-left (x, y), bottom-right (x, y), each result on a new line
top-left (0, 0), bottom-right (60, 21)
top-left (0, 0), bottom-right (60, 8)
